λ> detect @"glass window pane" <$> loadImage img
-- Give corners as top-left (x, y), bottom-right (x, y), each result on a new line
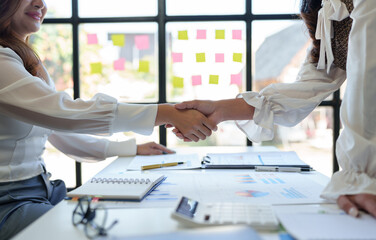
top-left (252, 20), bottom-right (309, 92)
top-left (166, 21), bottom-right (246, 102)
top-left (79, 0), bottom-right (157, 17)
top-left (30, 24), bottom-right (75, 188)
top-left (44, 0), bottom-right (72, 18)
top-left (167, 0), bottom-right (245, 16)
top-left (255, 107), bottom-right (334, 177)
top-left (252, 0), bottom-right (300, 14)
top-left (79, 23), bottom-right (158, 102)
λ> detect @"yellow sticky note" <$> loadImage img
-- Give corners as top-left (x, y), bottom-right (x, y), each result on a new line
top-left (178, 30), bottom-right (188, 40)
top-left (209, 75), bottom-right (219, 84)
top-left (139, 60), bottom-right (150, 73)
top-left (111, 34), bottom-right (125, 46)
top-left (196, 53), bottom-right (206, 63)
top-left (90, 62), bottom-right (102, 74)
top-left (215, 30), bottom-right (225, 39)
top-left (233, 53), bottom-right (243, 63)
top-left (173, 76), bottom-right (184, 88)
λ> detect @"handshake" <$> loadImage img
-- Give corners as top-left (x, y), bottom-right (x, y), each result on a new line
top-left (157, 98), bottom-right (255, 142)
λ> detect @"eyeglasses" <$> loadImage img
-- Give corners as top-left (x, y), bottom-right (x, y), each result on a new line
top-left (72, 197), bottom-right (118, 239)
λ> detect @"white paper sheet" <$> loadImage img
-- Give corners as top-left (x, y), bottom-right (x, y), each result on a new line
top-left (127, 154), bottom-right (202, 171)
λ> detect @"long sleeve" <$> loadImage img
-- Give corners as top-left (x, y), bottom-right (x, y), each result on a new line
top-left (47, 131), bottom-right (137, 162)
top-left (321, 0), bottom-right (376, 201)
top-left (236, 52), bottom-right (347, 142)
top-left (0, 47), bottom-right (157, 136)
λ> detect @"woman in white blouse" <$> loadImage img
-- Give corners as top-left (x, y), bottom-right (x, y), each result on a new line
top-left (174, 0), bottom-right (376, 218)
top-left (0, 0), bottom-right (217, 238)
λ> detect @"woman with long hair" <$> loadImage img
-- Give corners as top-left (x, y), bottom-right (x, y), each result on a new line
top-left (174, 0), bottom-right (376, 217)
top-left (0, 0), bottom-right (217, 238)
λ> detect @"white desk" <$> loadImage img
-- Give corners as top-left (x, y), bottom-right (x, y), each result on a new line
top-left (13, 146), bottom-right (332, 240)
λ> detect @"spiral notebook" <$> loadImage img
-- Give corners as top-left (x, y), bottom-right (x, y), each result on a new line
top-left (67, 173), bottom-right (166, 201)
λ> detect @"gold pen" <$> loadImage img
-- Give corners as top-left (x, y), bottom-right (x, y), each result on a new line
top-left (141, 162), bottom-right (185, 170)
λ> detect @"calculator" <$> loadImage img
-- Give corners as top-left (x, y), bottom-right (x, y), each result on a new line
top-left (171, 196), bottom-right (279, 231)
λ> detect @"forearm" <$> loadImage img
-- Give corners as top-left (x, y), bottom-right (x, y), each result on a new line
top-left (155, 104), bottom-right (175, 126)
top-left (215, 98), bottom-right (255, 122)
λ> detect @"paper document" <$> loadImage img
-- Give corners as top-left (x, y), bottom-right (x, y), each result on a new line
top-left (127, 154), bottom-right (202, 171)
top-left (276, 206), bottom-right (376, 240)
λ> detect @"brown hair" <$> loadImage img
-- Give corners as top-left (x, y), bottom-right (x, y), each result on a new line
top-left (0, 0), bottom-right (42, 77)
top-left (300, 0), bottom-right (322, 63)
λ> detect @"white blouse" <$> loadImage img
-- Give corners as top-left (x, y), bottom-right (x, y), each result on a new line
top-left (237, 0), bottom-right (376, 202)
top-left (0, 46), bottom-right (157, 182)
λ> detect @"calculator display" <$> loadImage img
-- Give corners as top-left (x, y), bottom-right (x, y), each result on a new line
top-left (176, 197), bottom-right (198, 218)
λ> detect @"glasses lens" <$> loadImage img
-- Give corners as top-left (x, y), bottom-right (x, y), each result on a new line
top-left (85, 206), bottom-right (108, 238)
top-left (72, 197), bottom-right (90, 225)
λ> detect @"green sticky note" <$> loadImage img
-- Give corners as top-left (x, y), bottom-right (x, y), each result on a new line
top-left (90, 62), bottom-right (102, 74)
top-left (111, 34), bottom-right (125, 46)
top-left (139, 60), bottom-right (150, 73)
top-left (173, 76), bottom-right (184, 88)
top-left (209, 75), bottom-right (219, 84)
top-left (233, 53), bottom-right (243, 63)
top-left (178, 30), bottom-right (188, 40)
top-left (196, 53), bottom-right (206, 63)
top-left (215, 30), bottom-right (225, 39)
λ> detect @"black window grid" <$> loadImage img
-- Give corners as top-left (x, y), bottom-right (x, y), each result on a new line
top-left (43, 0), bottom-right (341, 188)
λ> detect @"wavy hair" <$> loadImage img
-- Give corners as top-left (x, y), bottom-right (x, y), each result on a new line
top-left (0, 0), bottom-right (42, 77)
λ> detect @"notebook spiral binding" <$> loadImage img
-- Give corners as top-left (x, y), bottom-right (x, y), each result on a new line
top-left (90, 177), bottom-right (151, 184)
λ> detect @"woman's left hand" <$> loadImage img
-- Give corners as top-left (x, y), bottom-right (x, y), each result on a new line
top-left (337, 193), bottom-right (376, 218)
top-left (136, 142), bottom-right (175, 155)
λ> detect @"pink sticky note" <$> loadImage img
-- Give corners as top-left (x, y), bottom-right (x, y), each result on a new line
top-left (231, 73), bottom-right (242, 86)
top-left (232, 30), bottom-right (242, 40)
top-left (197, 29), bottom-right (206, 39)
top-left (172, 52), bottom-right (183, 63)
top-left (135, 35), bottom-right (150, 50)
top-left (87, 33), bottom-right (98, 44)
top-left (192, 75), bottom-right (202, 86)
top-left (215, 53), bottom-right (224, 63)
top-left (114, 58), bottom-right (125, 71)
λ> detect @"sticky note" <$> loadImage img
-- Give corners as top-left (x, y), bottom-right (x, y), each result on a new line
top-left (172, 52), bottom-right (183, 63)
top-left (209, 75), bottom-right (219, 84)
top-left (87, 33), bottom-right (98, 44)
top-left (196, 53), bottom-right (206, 63)
top-left (233, 53), bottom-right (243, 63)
top-left (192, 75), bottom-right (202, 86)
top-left (90, 62), bottom-right (102, 74)
top-left (135, 35), bottom-right (149, 50)
top-left (215, 53), bottom-right (224, 63)
top-left (215, 30), bottom-right (225, 39)
top-left (178, 30), bottom-right (188, 40)
top-left (138, 60), bottom-right (150, 73)
top-left (197, 29), bottom-right (206, 39)
top-left (173, 76), bottom-right (184, 88)
top-left (230, 73), bottom-right (242, 86)
top-left (232, 30), bottom-right (242, 40)
top-left (114, 58), bottom-right (125, 71)
top-left (111, 34), bottom-right (125, 47)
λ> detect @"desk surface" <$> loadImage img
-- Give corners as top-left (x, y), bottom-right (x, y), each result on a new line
top-left (13, 146), bottom-right (332, 240)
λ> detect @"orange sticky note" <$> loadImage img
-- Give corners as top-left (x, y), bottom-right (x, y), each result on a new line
top-left (192, 75), bottom-right (202, 86)
top-left (90, 62), bottom-right (102, 74)
top-left (215, 53), bottom-right (224, 63)
top-left (178, 30), bottom-right (188, 40)
top-left (111, 34), bottom-right (125, 46)
top-left (138, 60), bottom-right (150, 73)
top-left (233, 53), bottom-right (243, 63)
top-left (135, 35), bottom-right (149, 50)
top-left (230, 73), bottom-right (242, 86)
top-left (215, 30), bottom-right (225, 39)
top-left (196, 53), bottom-right (206, 63)
top-left (173, 76), bottom-right (184, 88)
top-left (209, 75), bottom-right (219, 84)
top-left (87, 33), bottom-right (98, 44)
top-left (114, 58), bottom-right (125, 71)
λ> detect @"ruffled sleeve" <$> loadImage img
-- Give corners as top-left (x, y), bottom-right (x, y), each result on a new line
top-left (320, 0), bottom-right (376, 201)
top-left (236, 51), bottom-right (346, 142)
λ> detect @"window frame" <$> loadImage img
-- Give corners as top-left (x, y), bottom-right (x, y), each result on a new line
top-left (43, 0), bottom-right (341, 188)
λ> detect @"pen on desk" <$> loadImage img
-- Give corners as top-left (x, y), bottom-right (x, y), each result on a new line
top-left (141, 162), bottom-right (185, 170)
top-left (255, 166), bottom-right (312, 172)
